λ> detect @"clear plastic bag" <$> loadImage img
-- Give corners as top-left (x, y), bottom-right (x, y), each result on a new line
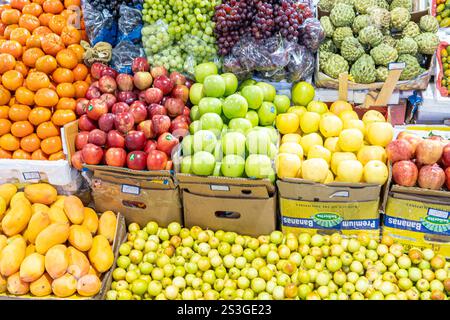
top-left (141, 20), bottom-right (173, 56)
top-left (299, 18), bottom-right (325, 52)
top-left (223, 55), bottom-right (252, 81)
top-left (82, 2), bottom-right (118, 46)
top-left (117, 5), bottom-right (143, 44)
top-left (111, 40), bottom-right (145, 74)
top-left (286, 43), bottom-right (315, 82)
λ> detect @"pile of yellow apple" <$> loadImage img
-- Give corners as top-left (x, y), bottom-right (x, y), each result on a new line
top-left (275, 101), bottom-right (393, 184)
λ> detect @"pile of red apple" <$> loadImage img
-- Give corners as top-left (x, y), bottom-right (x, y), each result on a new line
top-left (71, 57), bottom-right (192, 171)
top-left (386, 132), bottom-right (450, 190)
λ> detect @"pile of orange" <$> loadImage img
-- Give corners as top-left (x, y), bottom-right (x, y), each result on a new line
top-left (0, 0), bottom-right (90, 161)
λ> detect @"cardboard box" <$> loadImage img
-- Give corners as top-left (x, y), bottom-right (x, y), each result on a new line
top-left (63, 121), bottom-right (183, 227)
top-left (0, 212), bottom-right (126, 300)
top-left (177, 174), bottom-right (277, 237)
top-left (277, 178), bottom-right (383, 237)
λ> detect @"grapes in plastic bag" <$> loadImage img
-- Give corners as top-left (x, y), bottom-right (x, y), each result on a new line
top-left (286, 43), bottom-right (315, 82)
top-left (223, 55), bottom-right (252, 81)
top-left (141, 20), bottom-right (173, 55)
top-left (111, 40), bottom-right (144, 74)
top-left (82, 2), bottom-right (118, 46)
top-left (299, 18), bottom-right (325, 52)
top-left (148, 45), bottom-right (186, 73)
top-left (179, 34), bottom-right (218, 65)
top-left (117, 5), bottom-right (143, 44)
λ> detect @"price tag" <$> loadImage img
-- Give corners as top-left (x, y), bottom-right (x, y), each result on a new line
top-left (121, 184), bottom-right (140, 195)
top-left (22, 172), bottom-right (41, 181)
top-left (388, 62), bottom-right (405, 70)
top-left (210, 185), bottom-right (230, 191)
top-left (330, 191), bottom-right (350, 198)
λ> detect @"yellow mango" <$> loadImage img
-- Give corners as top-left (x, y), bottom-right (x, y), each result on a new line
top-left (0, 184), bottom-right (17, 206)
top-left (88, 235), bottom-right (114, 273)
top-left (31, 203), bottom-right (49, 216)
top-left (19, 252), bottom-right (45, 283)
top-left (51, 273), bottom-right (77, 297)
top-left (0, 235), bottom-right (7, 254)
top-left (0, 274), bottom-right (6, 293)
top-left (0, 236), bottom-right (26, 277)
top-left (24, 183), bottom-right (58, 205)
top-left (67, 246), bottom-right (90, 279)
top-left (1, 202), bottom-right (32, 236)
top-left (68, 225), bottom-right (93, 252)
top-left (63, 196), bottom-right (85, 225)
top-left (24, 211), bottom-right (51, 244)
top-left (81, 207), bottom-right (99, 235)
top-left (30, 273), bottom-right (52, 297)
top-left (98, 211), bottom-right (117, 243)
top-left (35, 223), bottom-right (70, 255)
top-left (25, 244), bottom-right (36, 257)
top-left (48, 206), bottom-right (69, 224)
top-left (88, 266), bottom-right (100, 277)
top-left (7, 272), bottom-right (29, 295)
top-left (10, 192), bottom-right (31, 208)
top-left (45, 245), bottom-right (69, 280)
top-left (51, 196), bottom-right (66, 209)
top-left (77, 274), bottom-right (101, 297)
top-left (0, 196), bottom-right (5, 218)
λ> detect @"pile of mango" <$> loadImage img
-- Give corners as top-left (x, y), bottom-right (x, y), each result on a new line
top-left (440, 45), bottom-right (450, 94)
top-left (436, 0), bottom-right (450, 27)
top-left (0, 183), bottom-right (116, 298)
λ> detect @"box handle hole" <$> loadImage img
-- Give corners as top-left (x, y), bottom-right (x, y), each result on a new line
top-left (215, 211), bottom-right (241, 219)
top-left (122, 200), bottom-right (147, 209)
top-left (241, 189), bottom-right (252, 195)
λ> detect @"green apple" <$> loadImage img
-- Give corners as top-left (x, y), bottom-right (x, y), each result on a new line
top-left (221, 124), bottom-right (228, 137)
top-left (193, 130), bottom-right (217, 153)
top-left (256, 82), bottom-right (276, 102)
top-left (223, 94), bottom-right (248, 119)
top-left (198, 97), bottom-right (222, 116)
top-left (245, 111), bottom-right (259, 127)
top-left (258, 102), bottom-right (277, 126)
top-left (221, 73), bottom-right (238, 96)
top-left (194, 62), bottom-right (218, 83)
top-left (221, 155), bottom-right (245, 177)
top-left (214, 142), bottom-right (223, 161)
top-left (241, 85), bottom-right (264, 109)
top-left (246, 130), bottom-right (271, 155)
top-left (200, 113), bottom-right (223, 137)
top-left (292, 81), bottom-right (315, 106)
top-left (181, 135), bottom-right (194, 155)
top-left (189, 83), bottom-right (205, 105)
top-left (203, 75), bottom-right (226, 98)
top-left (245, 154), bottom-right (274, 179)
top-left (239, 79), bottom-right (257, 90)
top-left (228, 118), bottom-right (253, 135)
top-left (189, 120), bottom-right (202, 135)
top-left (192, 151), bottom-right (216, 176)
top-left (181, 156), bottom-right (192, 173)
top-left (269, 143), bottom-right (277, 160)
top-left (222, 132), bottom-right (246, 156)
top-left (190, 105), bottom-right (200, 121)
top-left (263, 126), bottom-right (279, 144)
top-left (274, 95), bottom-right (291, 114)
top-left (213, 162), bottom-right (222, 176)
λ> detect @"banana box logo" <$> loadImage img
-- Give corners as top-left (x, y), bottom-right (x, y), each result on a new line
top-left (312, 213), bottom-right (344, 229)
top-left (420, 208), bottom-right (450, 234)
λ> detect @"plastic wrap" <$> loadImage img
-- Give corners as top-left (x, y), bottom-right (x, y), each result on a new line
top-left (111, 40), bottom-right (145, 74)
top-left (298, 18), bottom-right (325, 52)
top-left (141, 20), bottom-right (173, 56)
top-left (82, 2), bottom-right (118, 46)
top-left (117, 5), bottom-right (143, 44)
top-left (286, 43), bottom-right (315, 82)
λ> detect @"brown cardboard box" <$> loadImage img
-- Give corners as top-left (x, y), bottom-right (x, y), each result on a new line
top-left (63, 121), bottom-right (183, 227)
top-left (177, 174), bottom-right (277, 237)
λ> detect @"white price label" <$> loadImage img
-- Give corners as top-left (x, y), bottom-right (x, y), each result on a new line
top-left (23, 172), bottom-right (41, 181)
top-left (121, 184), bottom-right (140, 195)
top-left (210, 185), bottom-right (230, 191)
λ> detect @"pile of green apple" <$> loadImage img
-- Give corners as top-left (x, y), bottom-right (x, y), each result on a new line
top-left (105, 221), bottom-right (450, 300)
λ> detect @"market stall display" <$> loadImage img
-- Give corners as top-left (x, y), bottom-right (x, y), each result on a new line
top-left (437, 42), bottom-right (450, 96)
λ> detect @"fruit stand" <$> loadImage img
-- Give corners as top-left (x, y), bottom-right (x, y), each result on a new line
top-left (0, 0), bottom-right (448, 302)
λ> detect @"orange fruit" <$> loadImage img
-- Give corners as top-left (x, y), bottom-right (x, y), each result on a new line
top-left (0, 148), bottom-right (12, 159)
top-left (31, 148), bottom-right (48, 160)
top-left (36, 120), bottom-right (58, 139)
top-left (9, 27), bottom-right (31, 46)
top-left (14, 61), bottom-right (29, 76)
top-left (42, 0), bottom-right (64, 14)
top-left (15, 86), bottom-right (35, 105)
top-left (32, 25), bottom-right (51, 36)
top-left (0, 22), bottom-right (7, 36)
top-left (8, 104), bottom-right (31, 121)
top-left (1, 9), bottom-right (21, 25)
top-left (11, 0), bottom-right (31, 10)
top-left (38, 12), bottom-right (52, 26)
top-left (22, 47), bottom-right (44, 67)
top-left (72, 63), bottom-right (87, 81)
top-left (0, 133), bottom-right (20, 151)
top-left (18, 14), bottom-right (40, 32)
top-left (60, 25), bottom-right (80, 46)
top-left (56, 82), bottom-right (75, 98)
top-left (52, 67), bottom-right (73, 84)
top-left (56, 48), bottom-right (77, 69)
top-left (12, 149), bottom-right (31, 159)
top-left (51, 109), bottom-right (75, 126)
top-left (67, 43), bottom-right (83, 62)
top-left (0, 105), bottom-right (9, 119)
top-left (11, 120), bottom-right (34, 137)
top-left (2, 69), bottom-right (23, 90)
top-left (34, 87), bottom-right (58, 107)
top-left (0, 85), bottom-right (11, 105)
top-left (25, 34), bottom-right (43, 48)
top-left (4, 24), bottom-right (19, 38)
top-left (40, 135), bottom-right (61, 154)
top-left (64, 0), bottom-right (80, 7)
top-left (49, 150), bottom-right (64, 160)
top-left (0, 53), bottom-right (16, 74)
top-left (20, 132), bottom-right (40, 152)
top-left (35, 54), bottom-right (56, 74)
top-left (28, 106), bottom-right (51, 125)
top-left (73, 81), bottom-right (88, 99)
top-left (32, 0), bottom-right (46, 4)
top-left (41, 33), bottom-right (63, 55)
top-left (25, 71), bottom-right (49, 91)
top-left (0, 40), bottom-right (23, 59)
top-left (56, 97), bottom-right (75, 110)
top-left (0, 118), bottom-right (11, 135)
top-left (48, 14), bottom-right (65, 35)
top-left (22, 3), bottom-right (43, 16)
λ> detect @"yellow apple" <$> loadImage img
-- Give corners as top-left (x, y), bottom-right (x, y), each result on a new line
top-left (279, 142), bottom-right (304, 159)
top-left (322, 170), bottom-right (334, 184)
top-left (308, 145), bottom-right (332, 164)
top-left (276, 153), bottom-right (302, 179)
top-left (331, 152), bottom-right (357, 174)
top-left (281, 133), bottom-right (302, 145)
top-left (300, 132), bottom-right (323, 155)
top-left (276, 113), bottom-right (299, 134)
top-left (343, 119), bottom-right (366, 136)
top-left (357, 145), bottom-right (387, 165)
top-left (330, 100), bottom-right (353, 116)
top-left (337, 159), bottom-right (364, 183)
top-left (338, 129), bottom-right (364, 152)
top-left (339, 110), bottom-right (359, 123)
top-left (307, 101), bottom-right (329, 114)
top-left (319, 114), bottom-right (343, 138)
top-left (288, 106), bottom-right (307, 120)
top-left (366, 122), bottom-right (393, 147)
top-left (301, 158), bottom-right (329, 182)
top-left (300, 111), bottom-right (321, 134)
top-left (363, 160), bottom-right (388, 184)
top-left (362, 110), bottom-right (385, 126)
top-left (324, 137), bottom-right (341, 153)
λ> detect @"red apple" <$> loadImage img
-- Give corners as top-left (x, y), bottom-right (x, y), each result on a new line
top-left (75, 98), bottom-right (89, 116)
top-left (157, 132), bottom-right (179, 157)
top-left (152, 115), bottom-right (171, 135)
top-left (132, 57), bottom-right (150, 73)
top-left (153, 75), bottom-right (174, 95)
top-left (170, 119), bottom-right (189, 133)
top-left (129, 101), bottom-right (148, 124)
top-left (75, 131), bottom-right (89, 150)
top-left (105, 148), bottom-right (127, 167)
top-left (112, 102), bottom-right (129, 114)
top-left (171, 84), bottom-right (189, 103)
top-left (71, 151), bottom-right (84, 170)
top-left (164, 97), bottom-right (184, 118)
top-left (98, 113), bottom-right (115, 132)
top-left (182, 106), bottom-right (190, 118)
top-left (169, 71), bottom-right (186, 86)
top-left (138, 91), bottom-right (147, 103)
top-left (441, 143), bottom-right (450, 167)
top-left (147, 150), bottom-right (168, 170)
top-left (86, 98), bottom-right (108, 121)
top-left (418, 164), bottom-right (445, 190)
top-left (117, 91), bottom-right (138, 104)
top-left (116, 73), bottom-right (134, 91)
top-left (90, 81), bottom-right (100, 89)
top-left (148, 103), bottom-right (167, 118)
top-left (125, 130), bottom-right (146, 151)
top-left (166, 160), bottom-right (173, 170)
top-left (78, 115), bottom-right (97, 131)
top-left (161, 96), bottom-right (168, 105)
top-left (416, 139), bottom-right (444, 165)
top-left (98, 75), bottom-right (117, 94)
top-left (107, 130), bottom-right (125, 148)
top-left (144, 88), bottom-right (163, 104)
top-left (392, 160), bottom-right (418, 187)
top-left (99, 93), bottom-right (116, 109)
top-left (445, 167), bottom-right (450, 189)
top-left (81, 143), bottom-right (104, 165)
top-left (137, 120), bottom-right (155, 139)
top-left (386, 139), bottom-right (413, 163)
top-left (127, 151), bottom-right (147, 170)
top-left (150, 66), bottom-right (168, 79)
top-left (85, 85), bottom-right (101, 100)
top-left (90, 62), bottom-right (107, 80)
top-left (114, 112), bottom-right (135, 134)
top-left (144, 140), bottom-right (157, 153)
top-left (134, 72), bottom-right (153, 90)
top-left (101, 67), bottom-right (118, 78)
top-left (88, 129), bottom-right (107, 146)
top-left (397, 132), bottom-right (422, 154)
top-left (174, 115), bottom-right (190, 124)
